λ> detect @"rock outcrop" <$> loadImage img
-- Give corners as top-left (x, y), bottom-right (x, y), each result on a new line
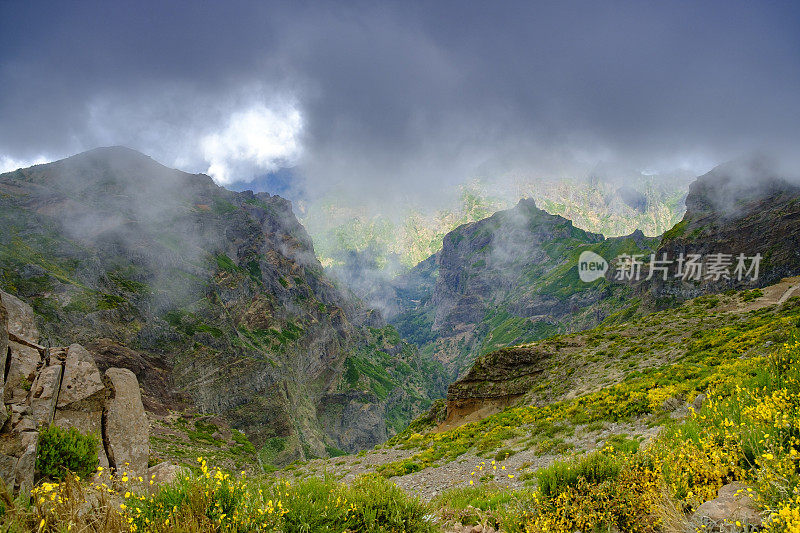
top-left (692, 482), bottom-right (762, 532)
top-left (0, 291), bottom-right (150, 495)
top-left (441, 345), bottom-right (550, 428)
top-left (103, 368), bottom-right (149, 475)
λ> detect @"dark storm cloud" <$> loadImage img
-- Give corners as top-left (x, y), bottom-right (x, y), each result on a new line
top-left (1, 1), bottom-right (799, 200)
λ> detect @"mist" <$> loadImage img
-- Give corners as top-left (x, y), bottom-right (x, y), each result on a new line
top-left (2, 2), bottom-right (800, 198)
top-left (2, 0), bottom-right (800, 304)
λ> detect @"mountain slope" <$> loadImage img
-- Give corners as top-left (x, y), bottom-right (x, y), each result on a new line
top-left (388, 199), bottom-right (658, 377)
top-left (427, 159), bottom-right (800, 422)
top-left (291, 276), bottom-right (800, 502)
top-left (647, 158), bottom-right (800, 305)
top-left (0, 147), bottom-right (446, 464)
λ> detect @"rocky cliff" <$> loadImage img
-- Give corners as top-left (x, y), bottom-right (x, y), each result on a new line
top-left (389, 198), bottom-right (658, 378)
top-left (0, 147), bottom-right (446, 464)
top-left (0, 290), bottom-right (149, 494)
top-left (647, 157), bottom-right (800, 304)
top-left (441, 160), bottom-right (800, 427)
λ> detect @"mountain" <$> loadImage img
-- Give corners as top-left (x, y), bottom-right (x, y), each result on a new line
top-left (427, 158), bottom-right (800, 430)
top-left (382, 160), bottom-right (800, 380)
top-left (0, 147), bottom-right (447, 465)
top-left (646, 157), bottom-right (800, 305)
top-left (299, 176), bottom-right (687, 289)
top-left (387, 199), bottom-right (659, 378)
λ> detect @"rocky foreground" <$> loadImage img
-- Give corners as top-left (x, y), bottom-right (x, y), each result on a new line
top-left (0, 289), bottom-right (182, 495)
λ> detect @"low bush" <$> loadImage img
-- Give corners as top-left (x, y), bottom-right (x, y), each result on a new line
top-left (35, 425), bottom-right (98, 481)
top-left (535, 451), bottom-right (621, 500)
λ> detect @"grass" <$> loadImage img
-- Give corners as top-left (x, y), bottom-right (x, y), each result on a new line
top-left (379, 293), bottom-right (800, 478)
top-left (535, 451), bottom-right (622, 500)
top-left (2, 461), bottom-right (436, 532)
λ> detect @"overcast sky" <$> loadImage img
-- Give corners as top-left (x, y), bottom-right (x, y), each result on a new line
top-left (1, 1), bottom-right (799, 207)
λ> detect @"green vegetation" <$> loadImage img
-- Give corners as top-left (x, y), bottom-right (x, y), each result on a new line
top-left (13, 462), bottom-right (435, 533)
top-left (381, 292), bottom-right (800, 478)
top-left (535, 451), bottom-right (622, 500)
top-left (741, 288), bottom-right (764, 302)
top-left (35, 425), bottom-right (99, 482)
top-left (211, 199), bottom-right (237, 215)
top-left (343, 356), bottom-right (398, 400)
top-left (215, 253), bottom-right (241, 274)
top-left (478, 310), bottom-right (559, 357)
top-left (661, 218), bottom-right (688, 241)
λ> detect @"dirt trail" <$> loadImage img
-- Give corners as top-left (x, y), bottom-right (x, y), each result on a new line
top-left (721, 276), bottom-right (800, 313)
top-left (777, 279), bottom-right (800, 304)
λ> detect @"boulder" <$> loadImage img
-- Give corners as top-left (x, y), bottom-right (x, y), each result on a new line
top-left (3, 341), bottom-right (42, 404)
top-left (693, 482), bottom-right (762, 531)
top-left (0, 454), bottom-right (16, 488)
top-left (693, 393), bottom-right (707, 412)
top-left (104, 368), bottom-right (149, 475)
top-left (147, 461), bottom-right (182, 485)
top-left (14, 431), bottom-right (36, 496)
top-left (30, 364), bottom-right (63, 426)
top-left (0, 290), bottom-right (39, 343)
top-left (57, 344), bottom-right (105, 408)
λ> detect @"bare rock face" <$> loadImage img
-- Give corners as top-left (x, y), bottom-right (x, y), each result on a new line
top-left (4, 342), bottom-right (42, 405)
top-left (0, 293), bottom-right (9, 427)
top-left (104, 368), bottom-right (149, 475)
top-left (0, 291), bottom-right (39, 343)
top-left (443, 345), bottom-right (549, 427)
top-left (57, 344), bottom-right (105, 408)
top-left (0, 292), bottom-right (8, 373)
top-left (693, 482), bottom-right (762, 532)
top-left (0, 292), bottom-right (150, 495)
top-left (30, 364), bottom-right (63, 427)
top-left (147, 461), bottom-right (182, 485)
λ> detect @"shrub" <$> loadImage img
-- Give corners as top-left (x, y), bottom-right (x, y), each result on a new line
top-left (495, 448), bottom-right (517, 462)
top-left (123, 461), bottom-right (435, 533)
top-left (376, 459), bottom-right (422, 478)
top-left (535, 451), bottom-right (621, 500)
top-left (35, 425), bottom-right (99, 481)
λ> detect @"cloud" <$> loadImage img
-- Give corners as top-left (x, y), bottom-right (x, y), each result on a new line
top-left (0, 155), bottom-right (50, 173)
top-left (201, 103), bottom-right (303, 185)
top-left (0, 0), bottom-right (799, 208)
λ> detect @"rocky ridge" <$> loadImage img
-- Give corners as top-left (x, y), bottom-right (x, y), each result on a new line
top-left (389, 198), bottom-right (659, 378)
top-left (0, 290), bottom-right (149, 495)
top-left (647, 157), bottom-right (800, 304)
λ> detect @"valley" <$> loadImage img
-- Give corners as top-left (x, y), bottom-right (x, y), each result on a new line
top-left (1, 149), bottom-right (799, 532)
top-left (3, 4), bottom-right (798, 531)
